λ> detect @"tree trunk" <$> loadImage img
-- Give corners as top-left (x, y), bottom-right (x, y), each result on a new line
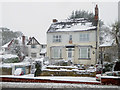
top-left (118, 42), bottom-right (120, 61)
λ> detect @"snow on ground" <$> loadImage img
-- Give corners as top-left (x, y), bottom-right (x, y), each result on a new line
top-left (1, 74), bottom-right (98, 83)
top-left (1, 82), bottom-right (119, 88)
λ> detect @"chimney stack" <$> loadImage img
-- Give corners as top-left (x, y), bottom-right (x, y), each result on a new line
top-left (95, 5), bottom-right (99, 22)
top-left (53, 19), bottom-right (58, 23)
top-left (94, 5), bottom-right (99, 26)
top-left (22, 36), bottom-right (25, 45)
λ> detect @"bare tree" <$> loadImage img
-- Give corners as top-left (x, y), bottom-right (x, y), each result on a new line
top-left (110, 21), bottom-right (120, 61)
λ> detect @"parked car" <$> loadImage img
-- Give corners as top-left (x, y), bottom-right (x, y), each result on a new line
top-left (14, 68), bottom-right (24, 76)
top-left (96, 71), bottom-right (120, 81)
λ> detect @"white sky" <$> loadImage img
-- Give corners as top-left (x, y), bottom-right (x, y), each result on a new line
top-left (0, 1), bottom-right (119, 44)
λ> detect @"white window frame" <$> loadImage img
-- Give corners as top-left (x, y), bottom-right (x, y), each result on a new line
top-left (69, 35), bottom-right (72, 41)
top-left (68, 48), bottom-right (72, 58)
top-left (31, 45), bottom-right (36, 48)
top-left (31, 53), bottom-right (37, 58)
top-left (51, 47), bottom-right (62, 59)
top-left (79, 47), bottom-right (90, 59)
top-left (79, 33), bottom-right (89, 42)
top-left (53, 35), bottom-right (61, 42)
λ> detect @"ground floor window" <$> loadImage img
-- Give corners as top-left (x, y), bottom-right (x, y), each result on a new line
top-left (51, 47), bottom-right (62, 59)
top-left (79, 47), bottom-right (90, 59)
top-left (31, 53), bottom-right (37, 58)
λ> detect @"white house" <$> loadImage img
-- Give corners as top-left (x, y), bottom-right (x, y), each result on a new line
top-left (27, 37), bottom-right (47, 59)
top-left (47, 5), bottom-right (99, 66)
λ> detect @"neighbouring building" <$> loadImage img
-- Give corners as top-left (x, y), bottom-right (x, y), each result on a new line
top-left (0, 29), bottom-right (2, 50)
top-left (118, 1), bottom-right (120, 22)
top-left (1, 36), bottom-right (28, 57)
top-left (47, 5), bottom-right (99, 65)
top-left (99, 31), bottom-right (118, 63)
top-left (27, 37), bottom-right (47, 59)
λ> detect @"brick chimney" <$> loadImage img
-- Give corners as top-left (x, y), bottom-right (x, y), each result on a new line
top-left (22, 36), bottom-right (25, 45)
top-left (29, 37), bottom-right (32, 40)
top-left (94, 5), bottom-right (99, 23)
top-left (53, 19), bottom-right (58, 23)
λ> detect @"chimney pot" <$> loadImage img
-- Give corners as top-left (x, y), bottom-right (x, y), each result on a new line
top-left (53, 19), bottom-right (58, 23)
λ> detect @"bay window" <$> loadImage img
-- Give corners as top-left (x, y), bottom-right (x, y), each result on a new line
top-left (51, 47), bottom-right (62, 58)
top-left (79, 47), bottom-right (90, 59)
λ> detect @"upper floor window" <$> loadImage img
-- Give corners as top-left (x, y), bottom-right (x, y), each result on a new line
top-left (53, 35), bottom-right (61, 42)
top-left (31, 45), bottom-right (36, 48)
top-left (80, 33), bottom-right (89, 42)
top-left (69, 35), bottom-right (72, 41)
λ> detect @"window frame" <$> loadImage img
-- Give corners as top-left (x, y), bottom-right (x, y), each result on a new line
top-left (79, 47), bottom-right (91, 60)
top-left (51, 47), bottom-right (62, 59)
top-left (69, 35), bottom-right (72, 41)
top-left (31, 45), bottom-right (36, 48)
top-left (79, 33), bottom-right (89, 42)
top-left (53, 35), bottom-right (62, 43)
top-left (31, 53), bottom-right (37, 58)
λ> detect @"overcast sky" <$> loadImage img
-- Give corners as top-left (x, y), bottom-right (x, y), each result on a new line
top-left (0, 1), bottom-right (119, 44)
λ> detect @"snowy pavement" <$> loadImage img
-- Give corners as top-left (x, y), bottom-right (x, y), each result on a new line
top-left (1, 74), bottom-right (99, 83)
top-left (1, 75), bottom-right (120, 89)
top-left (1, 82), bottom-right (119, 88)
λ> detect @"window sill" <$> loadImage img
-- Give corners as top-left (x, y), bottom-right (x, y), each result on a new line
top-left (78, 58), bottom-right (91, 60)
top-left (51, 58), bottom-right (63, 60)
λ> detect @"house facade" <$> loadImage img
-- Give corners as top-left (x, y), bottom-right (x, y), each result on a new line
top-left (47, 5), bottom-right (99, 66)
top-left (27, 37), bottom-right (47, 59)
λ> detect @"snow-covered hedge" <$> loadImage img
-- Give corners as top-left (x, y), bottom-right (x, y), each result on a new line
top-left (1, 54), bottom-right (20, 63)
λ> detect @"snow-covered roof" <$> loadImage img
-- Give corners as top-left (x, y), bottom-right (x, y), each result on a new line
top-left (47, 18), bottom-right (96, 33)
top-left (99, 25), bottom-right (116, 47)
top-left (100, 33), bottom-right (115, 47)
top-left (40, 48), bottom-right (46, 54)
top-left (100, 42), bottom-right (113, 47)
top-left (2, 42), bottom-right (10, 48)
top-left (2, 36), bottom-right (28, 48)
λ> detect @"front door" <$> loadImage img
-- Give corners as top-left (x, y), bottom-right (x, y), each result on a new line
top-left (67, 48), bottom-right (74, 62)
